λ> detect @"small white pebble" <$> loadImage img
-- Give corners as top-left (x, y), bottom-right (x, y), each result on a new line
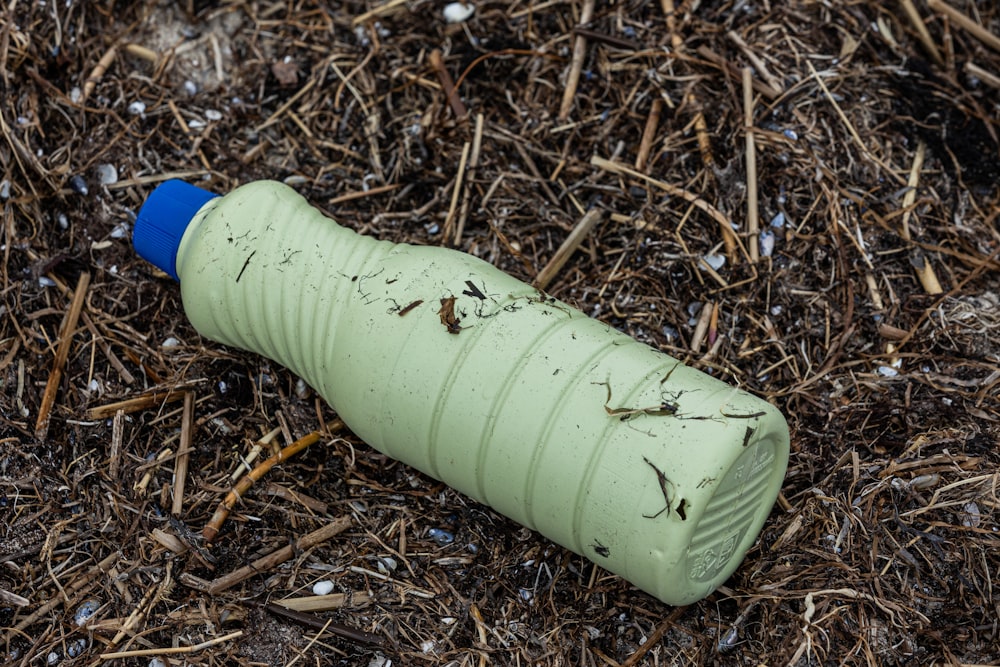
top-left (110, 222), bottom-right (129, 239)
top-left (161, 337), bottom-right (181, 348)
top-left (88, 379), bottom-right (100, 393)
top-left (188, 119), bottom-right (206, 129)
top-left (770, 211), bottom-right (786, 228)
top-left (420, 640), bottom-right (436, 653)
top-left (294, 377), bottom-right (310, 398)
top-left (96, 163), bottom-right (118, 185)
top-left (701, 253), bottom-right (726, 271)
top-left (0, 180), bottom-right (10, 199)
top-left (312, 580), bottom-right (335, 596)
top-left (877, 365), bottom-right (899, 377)
top-left (909, 473), bottom-right (940, 490)
top-left (759, 230), bottom-right (775, 257)
top-left (74, 599), bottom-right (100, 626)
top-left (205, 109), bottom-right (223, 121)
top-left (354, 25), bottom-right (370, 47)
top-left (66, 639), bottom-right (87, 658)
top-left (47, 651), bottom-right (60, 664)
top-left (39, 276), bottom-right (57, 288)
top-left (70, 86), bottom-right (82, 103)
top-left (149, 659), bottom-right (167, 667)
top-left (58, 213), bottom-right (69, 230)
top-left (183, 80), bottom-right (198, 95)
top-left (377, 556), bottom-right (397, 573)
top-left (443, 1), bottom-right (475, 23)
top-left (127, 100), bottom-right (147, 116)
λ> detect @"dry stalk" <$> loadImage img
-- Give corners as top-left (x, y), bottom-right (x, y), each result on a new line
top-left (696, 45), bottom-right (782, 100)
top-left (659, 0), bottom-right (684, 49)
top-left (8, 553), bottom-right (118, 635)
top-left (108, 409), bottom-right (125, 480)
top-left (454, 112), bottom-right (485, 245)
top-left (264, 483), bottom-right (328, 513)
top-left (81, 313), bottom-right (134, 383)
top-left (206, 515), bottom-right (352, 594)
top-left (429, 49), bottom-right (468, 120)
top-left (442, 140), bottom-right (471, 240)
top-left (81, 44), bottom-right (116, 104)
top-left (124, 42), bottom-right (158, 63)
top-left (203, 429), bottom-right (331, 542)
top-left (900, 140), bottom-right (926, 241)
top-left (107, 561), bottom-right (175, 649)
top-left (806, 61), bottom-right (906, 186)
top-left (100, 630), bottom-right (244, 659)
top-left (273, 591), bottom-right (373, 612)
top-left (327, 182), bottom-right (400, 206)
top-left (264, 602), bottom-right (383, 646)
top-left (86, 390), bottom-right (188, 419)
top-left (35, 271), bottom-right (90, 441)
top-left (620, 607), bottom-right (685, 666)
top-left (899, 141), bottom-right (944, 295)
top-left (910, 249), bottom-right (944, 295)
top-left (231, 426), bottom-right (282, 480)
top-left (690, 301), bottom-right (713, 353)
top-left (254, 78), bottom-right (317, 133)
top-left (534, 208), bottom-right (604, 290)
top-left (558, 0), bottom-right (596, 120)
top-left (591, 155), bottom-right (747, 263)
top-left (743, 68), bottom-right (760, 263)
top-left (635, 97), bottom-right (663, 171)
top-left (927, 0), bottom-right (1000, 53)
top-left (964, 61), bottom-right (1000, 88)
top-left (352, 0), bottom-right (408, 25)
top-left (727, 30), bottom-right (784, 94)
top-left (171, 391), bottom-right (195, 516)
top-left (897, 0), bottom-right (945, 65)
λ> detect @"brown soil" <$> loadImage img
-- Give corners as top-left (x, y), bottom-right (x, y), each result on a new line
top-left (2, 1), bottom-right (999, 665)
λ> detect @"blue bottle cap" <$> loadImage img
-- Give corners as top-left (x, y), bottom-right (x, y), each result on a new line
top-left (134, 180), bottom-right (219, 281)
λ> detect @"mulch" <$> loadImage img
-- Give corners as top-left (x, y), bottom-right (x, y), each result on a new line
top-left (1, 1), bottom-right (999, 665)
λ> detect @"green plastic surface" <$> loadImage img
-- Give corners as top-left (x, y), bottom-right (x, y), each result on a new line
top-left (174, 181), bottom-right (790, 605)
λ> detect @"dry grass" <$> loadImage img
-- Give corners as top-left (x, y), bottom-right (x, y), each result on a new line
top-left (1, 1), bottom-right (999, 665)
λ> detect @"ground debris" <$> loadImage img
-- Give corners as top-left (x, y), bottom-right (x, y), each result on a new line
top-left (1, 1), bottom-right (998, 665)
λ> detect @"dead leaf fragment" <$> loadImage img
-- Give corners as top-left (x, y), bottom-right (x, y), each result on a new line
top-left (438, 296), bottom-right (462, 334)
top-left (271, 59), bottom-right (299, 87)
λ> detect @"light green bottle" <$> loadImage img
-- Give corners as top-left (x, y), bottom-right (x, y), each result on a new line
top-left (133, 180), bottom-right (789, 606)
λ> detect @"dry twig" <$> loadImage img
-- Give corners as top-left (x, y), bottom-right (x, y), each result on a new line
top-left (558, 0), bottom-right (596, 120)
top-left (203, 428), bottom-right (334, 542)
top-left (206, 516), bottom-right (352, 594)
top-left (927, 0), bottom-right (1000, 53)
top-left (35, 271), bottom-right (90, 441)
top-left (534, 209), bottom-right (604, 290)
top-left (743, 68), bottom-right (759, 262)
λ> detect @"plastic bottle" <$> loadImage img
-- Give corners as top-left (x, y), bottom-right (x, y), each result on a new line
top-left (133, 180), bottom-right (789, 606)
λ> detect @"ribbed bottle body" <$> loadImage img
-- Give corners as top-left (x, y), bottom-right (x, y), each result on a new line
top-left (175, 181), bottom-right (789, 605)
